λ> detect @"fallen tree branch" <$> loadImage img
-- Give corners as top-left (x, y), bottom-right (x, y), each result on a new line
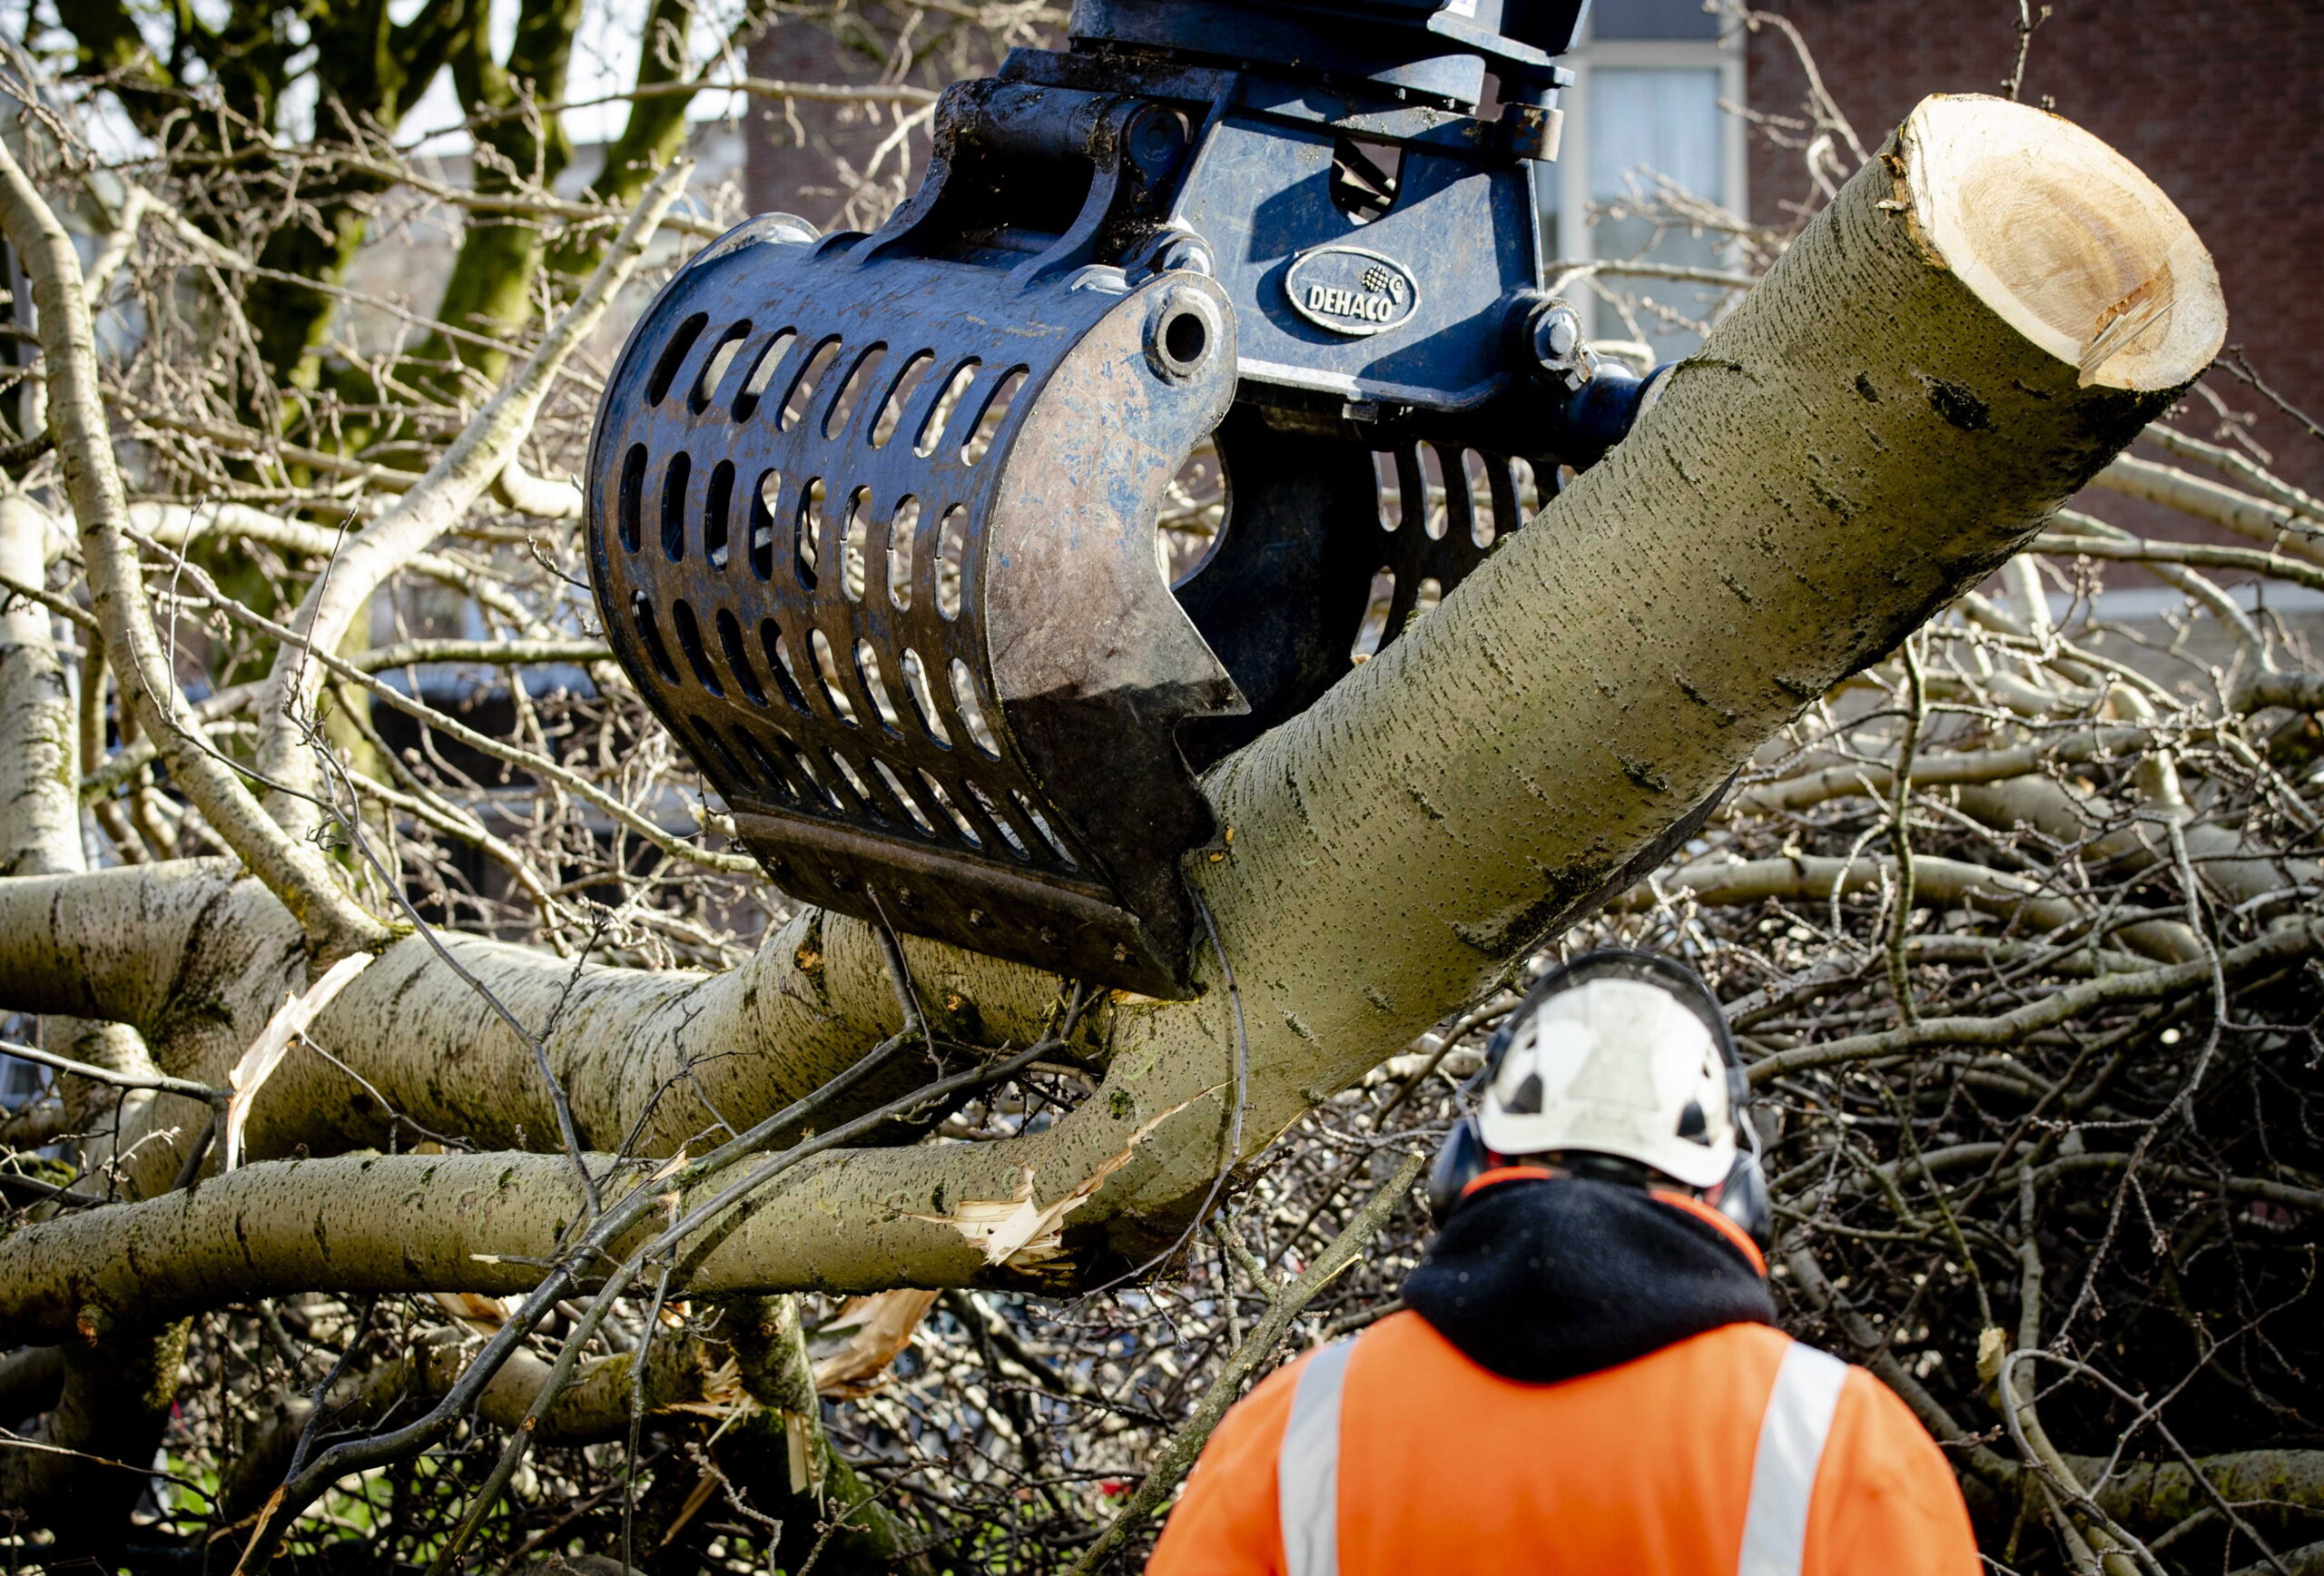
top-left (129, 500), bottom-right (555, 634)
top-left (0, 131), bottom-right (385, 959)
top-left (80, 636), bottom-right (610, 803)
top-left (2093, 452), bottom-right (2324, 565)
top-left (2234, 671), bottom-right (2324, 714)
top-left (1731, 724), bottom-right (2171, 815)
top-left (0, 1037), bottom-right (222, 1106)
top-left (1065, 1147), bottom-right (1429, 1573)
top-left (250, 156), bottom-right (691, 832)
top-left (1636, 851), bottom-right (2199, 961)
top-left (2139, 423), bottom-right (2324, 524)
top-left (216, 1324), bottom-right (735, 1527)
top-left (2036, 527), bottom-right (2324, 595)
top-left (1748, 920), bottom-right (2321, 1082)
top-left (135, 543), bottom-right (756, 874)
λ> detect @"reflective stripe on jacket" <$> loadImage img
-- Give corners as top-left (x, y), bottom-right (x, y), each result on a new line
top-left (1147, 1314), bottom-right (1978, 1576)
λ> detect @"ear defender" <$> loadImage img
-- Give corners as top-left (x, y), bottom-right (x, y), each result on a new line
top-left (1424, 1000), bottom-right (1526, 1225)
top-left (1423, 951), bottom-right (1773, 1254)
top-left (1716, 1143), bottom-right (1773, 1251)
top-left (1426, 1115), bottom-right (1488, 1225)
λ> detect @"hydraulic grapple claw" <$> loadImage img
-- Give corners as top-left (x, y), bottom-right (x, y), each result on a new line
top-left (589, 225), bottom-right (1242, 997)
top-left (588, 1), bottom-right (1665, 992)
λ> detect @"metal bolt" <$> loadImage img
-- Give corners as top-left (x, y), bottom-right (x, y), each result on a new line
top-left (1528, 300), bottom-right (1594, 391)
top-left (1129, 112), bottom-right (1183, 176)
top-left (1149, 231), bottom-right (1213, 279)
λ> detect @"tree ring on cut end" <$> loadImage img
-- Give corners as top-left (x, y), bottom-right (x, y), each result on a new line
top-left (1901, 94), bottom-right (2224, 391)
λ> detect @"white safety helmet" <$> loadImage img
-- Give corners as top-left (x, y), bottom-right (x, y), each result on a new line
top-left (1476, 951), bottom-right (1743, 1191)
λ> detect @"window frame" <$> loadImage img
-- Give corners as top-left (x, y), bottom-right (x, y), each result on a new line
top-left (1547, 16), bottom-right (1749, 350)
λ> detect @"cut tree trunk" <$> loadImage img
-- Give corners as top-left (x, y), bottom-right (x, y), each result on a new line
top-left (0, 94), bottom-right (2224, 1336)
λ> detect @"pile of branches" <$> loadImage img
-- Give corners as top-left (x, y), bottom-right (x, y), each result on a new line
top-left (780, 392), bottom-right (2324, 1576)
top-left (0, 5), bottom-right (2315, 1574)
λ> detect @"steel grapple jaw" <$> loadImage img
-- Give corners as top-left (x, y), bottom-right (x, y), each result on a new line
top-left (586, 0), bottom-right (1664, 995)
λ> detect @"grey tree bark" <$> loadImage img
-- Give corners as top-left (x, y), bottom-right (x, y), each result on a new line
top-left (0, 488), bottom-right (192, 1548)
top-left (0, 95), bottom-right (2225, 1342)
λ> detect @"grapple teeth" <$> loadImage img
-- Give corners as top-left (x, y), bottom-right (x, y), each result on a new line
top-left (588, 4), bottom-right (1659, 993)
top-left (587, 222), bottom-right (1241, 996)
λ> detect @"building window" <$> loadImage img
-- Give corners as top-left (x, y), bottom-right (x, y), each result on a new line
top-left (1541, 0), bottom-right (1746, 361)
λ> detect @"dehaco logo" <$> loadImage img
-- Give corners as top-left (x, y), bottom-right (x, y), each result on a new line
top-left (1285, 245), bottom-right (1422, 338)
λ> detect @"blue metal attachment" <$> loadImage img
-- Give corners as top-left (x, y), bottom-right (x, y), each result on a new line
top-left (586, 0), bottom-right (1670, 993)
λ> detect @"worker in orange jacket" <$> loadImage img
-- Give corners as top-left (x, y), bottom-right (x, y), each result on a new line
top-left (1149, 950), bottom-right (1979, 1576)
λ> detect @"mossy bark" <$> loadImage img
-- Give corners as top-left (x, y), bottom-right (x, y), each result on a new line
top-left (717, 1295), bottom-right (931, 1572)
top-left (411, 0), bottom-right (587, 390)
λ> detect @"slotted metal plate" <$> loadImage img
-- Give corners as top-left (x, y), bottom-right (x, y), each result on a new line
top-left (587, 216), bottom-right (1240, 995)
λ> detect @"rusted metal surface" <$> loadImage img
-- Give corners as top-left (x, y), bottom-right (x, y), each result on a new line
top-left (587, 216), bottom-right (1242, 996)
top-left (587, 3), bottom-right (1662, 992)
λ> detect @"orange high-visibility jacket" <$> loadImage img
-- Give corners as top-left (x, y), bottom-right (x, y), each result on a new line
top-left (1147, 1311), bottom-right (1978, 1576)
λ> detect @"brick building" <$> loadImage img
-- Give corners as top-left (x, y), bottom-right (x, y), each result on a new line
top-left (746, 2), bottom-right (2319, 476)
top-left (741, 10), bottom-right (1005, 231)
top-left (1744, 0), bottom-right (2322, 483)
